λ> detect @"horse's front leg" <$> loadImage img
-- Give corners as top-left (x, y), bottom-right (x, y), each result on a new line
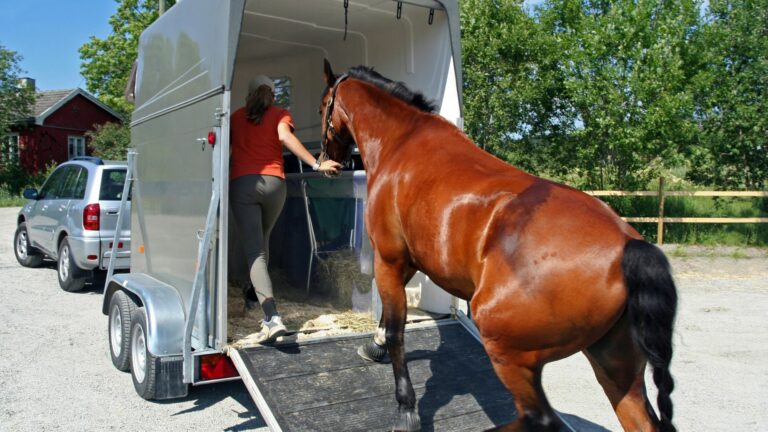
top-left (369, 253), bottom-right (419, 431)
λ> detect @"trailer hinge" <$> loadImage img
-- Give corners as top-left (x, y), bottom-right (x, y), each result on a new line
top-left (214, 108), bottom-right (227, 126)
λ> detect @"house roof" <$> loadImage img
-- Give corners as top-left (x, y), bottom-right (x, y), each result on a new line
top-left (33, 88), bottom-right (123, 125)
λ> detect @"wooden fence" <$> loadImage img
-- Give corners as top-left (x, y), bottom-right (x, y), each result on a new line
top-left (585, 178), bottom-right (768, 244)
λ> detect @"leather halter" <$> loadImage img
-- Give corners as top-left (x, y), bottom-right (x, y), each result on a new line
top-left (321, 74), bottom-right (355, 169)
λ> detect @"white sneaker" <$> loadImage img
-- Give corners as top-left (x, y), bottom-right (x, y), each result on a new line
top-left (254, 316), bottom-right (287, 344)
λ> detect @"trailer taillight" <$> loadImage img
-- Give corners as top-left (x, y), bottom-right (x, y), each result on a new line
top-left (207, 130), bottom-right (216, 146)
top-left (199, 354), bottom-right (238, 381)
top-left (83, 203), bottom-right (100, 231)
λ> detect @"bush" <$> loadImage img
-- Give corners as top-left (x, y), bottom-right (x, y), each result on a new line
top-left (86, 122), bottom-right (130, 161)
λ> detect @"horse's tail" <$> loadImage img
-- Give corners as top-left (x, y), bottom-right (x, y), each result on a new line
top-left (622, 239), bottom-right (678, 432)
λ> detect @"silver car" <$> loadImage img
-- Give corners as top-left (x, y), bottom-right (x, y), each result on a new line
top-left (14, 156), bottom-right (131, 291)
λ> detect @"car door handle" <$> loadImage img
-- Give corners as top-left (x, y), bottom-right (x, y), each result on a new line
top-left (106, 210), bottom-right (119, 215)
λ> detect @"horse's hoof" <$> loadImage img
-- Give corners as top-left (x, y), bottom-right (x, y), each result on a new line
top-left (392, 410), bottom-right (421, 432)
top-left (357, 340), bottom-right (388, 363)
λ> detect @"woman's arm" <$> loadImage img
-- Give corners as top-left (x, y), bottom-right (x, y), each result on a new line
top-left (278, 122), bottom-right (342, 174)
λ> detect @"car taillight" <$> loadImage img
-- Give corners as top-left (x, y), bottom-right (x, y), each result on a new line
top-left (199, 354), bottom-right (239, 381)
top-left (83, 203), bottom-right (100, 231)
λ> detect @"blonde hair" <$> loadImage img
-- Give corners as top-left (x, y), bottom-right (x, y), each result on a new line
top-left (246, 85), bottom-right (274, 124)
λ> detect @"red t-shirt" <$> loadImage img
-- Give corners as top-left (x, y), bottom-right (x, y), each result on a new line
top-left (230, 105), bottom-right (294, 180)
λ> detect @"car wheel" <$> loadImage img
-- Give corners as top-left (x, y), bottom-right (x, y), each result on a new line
top-left (109, 291), bottom-right (137, 371)
top-left (57, 237), bottom-right (87, 292)
top-left (14, 222), bottom-right (44, 268)
top-left (130, 309), bottom-right (159, 400)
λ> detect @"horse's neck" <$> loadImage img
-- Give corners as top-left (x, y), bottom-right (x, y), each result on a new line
top-left (343, 86), bottom-right (421, 176)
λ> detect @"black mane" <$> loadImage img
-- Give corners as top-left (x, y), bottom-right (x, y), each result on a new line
top-left (347, 66), bottom-right (437, 113)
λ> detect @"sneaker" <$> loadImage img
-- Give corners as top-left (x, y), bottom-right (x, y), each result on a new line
top-left (253, 316), bottom-right (287, 344)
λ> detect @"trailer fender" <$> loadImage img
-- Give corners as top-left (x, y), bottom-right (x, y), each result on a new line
top-left (103, 273), bottom-right (186, 357)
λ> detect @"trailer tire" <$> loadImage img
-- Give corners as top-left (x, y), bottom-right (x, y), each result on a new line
top-left (109, 291), bottom-right (136, 371)
top-left (57, 237), bottom-right (87, 292)
top-left (130, 308), bottom-right (159, 400)
top-left (14, 222), bottom-right (44, 268)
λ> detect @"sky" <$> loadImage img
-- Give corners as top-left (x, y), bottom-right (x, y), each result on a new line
top-left (0, 0), bottom-right (567, 93)
top-left (0, 0), bottom-right (118, 91)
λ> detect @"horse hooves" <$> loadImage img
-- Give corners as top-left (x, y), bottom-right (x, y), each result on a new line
top-left (357, 340), bottom-right (388, 363)
top-left (392, 410), bottom-right (421, 432)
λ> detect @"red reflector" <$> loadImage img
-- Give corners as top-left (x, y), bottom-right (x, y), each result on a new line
top-left (87, 255), bottom-right (97, 260)
top-left (207, 130), bottom-right (216, 145)
top-left (199, 354), bottom-right (238, 381)
top-left (108, 242), bottom-right (124, 249)
top-left (83, 203), bottom-right (100, 231)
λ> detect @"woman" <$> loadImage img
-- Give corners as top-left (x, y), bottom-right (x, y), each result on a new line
top-left (230, 75), bottom-right (341, 344)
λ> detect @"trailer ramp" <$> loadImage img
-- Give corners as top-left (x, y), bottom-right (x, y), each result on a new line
top-left (230, 321), bottom-right (517, 431)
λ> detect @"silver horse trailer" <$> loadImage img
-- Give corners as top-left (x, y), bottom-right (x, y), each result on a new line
top-left (103, 0), bottom-right (522, 430)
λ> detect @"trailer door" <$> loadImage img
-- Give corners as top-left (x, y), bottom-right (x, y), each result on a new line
top-left (129, 0), bottom-right (246, 351)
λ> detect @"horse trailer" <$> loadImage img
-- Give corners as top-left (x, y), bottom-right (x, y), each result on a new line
top-left (103, 0), bottom-right (531, 430)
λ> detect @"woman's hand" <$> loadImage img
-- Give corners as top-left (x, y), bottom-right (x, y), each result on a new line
top-left (317, 159), bottom-right (343, 175)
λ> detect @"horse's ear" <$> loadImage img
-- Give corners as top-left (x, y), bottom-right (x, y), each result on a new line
top-left (323, 58), bottom-right (336, 87)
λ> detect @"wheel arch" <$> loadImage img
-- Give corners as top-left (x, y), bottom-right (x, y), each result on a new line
top-left (103, 274), bottom-right (186, 357)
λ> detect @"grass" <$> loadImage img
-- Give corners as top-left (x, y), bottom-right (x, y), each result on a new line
top-left (0, 190), bottom-right (25, 207)
top-left (602, 194), bottom-right (768, 246)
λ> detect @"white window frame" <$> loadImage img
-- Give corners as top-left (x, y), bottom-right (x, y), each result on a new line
top-left (68, 135), bottom-right (86, 159)
top-left (5, 133), bottom-right (20, 162)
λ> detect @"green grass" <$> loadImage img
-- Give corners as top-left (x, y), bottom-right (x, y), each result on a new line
top-left (600, 194), bottom-right (768, 246)
top-left (0, 190), bottom-right (25, 207)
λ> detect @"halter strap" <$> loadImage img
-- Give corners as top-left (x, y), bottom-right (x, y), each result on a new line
top-left (322, 74), bottom-right (355, 169)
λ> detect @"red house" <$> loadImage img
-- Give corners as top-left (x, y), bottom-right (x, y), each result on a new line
top-left (6, 87), bottom-right (123, 175)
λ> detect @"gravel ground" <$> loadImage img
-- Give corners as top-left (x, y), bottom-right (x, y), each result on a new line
top-left (1, 206), bottom-right (766, 431)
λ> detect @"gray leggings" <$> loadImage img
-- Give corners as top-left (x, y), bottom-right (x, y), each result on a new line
top-left (230, 174), bottom-right (287, 303)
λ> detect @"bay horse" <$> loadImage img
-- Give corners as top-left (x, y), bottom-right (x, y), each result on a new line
top-left (319, 60), bottom-right (677, 432)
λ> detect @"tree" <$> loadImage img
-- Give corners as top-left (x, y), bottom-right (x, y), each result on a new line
top-left (0, 44), bottom-right (35, 194)
top-left (534, 0), bottom-right (700, 190)
top-left (460, 0), bottom-right (566, 174)
top-left (86, 122), bottom-right (131, 161)
top-left (0, 44), bottom-right (34, 139)
top-left (79, 0), bottom-right (176, 119)
top-left (688, 0), bottom-right (768, 189)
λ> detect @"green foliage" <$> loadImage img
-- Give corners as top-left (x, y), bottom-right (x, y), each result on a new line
top-left (86, 122), bottom-right (131, 161)
top-left (460, 0), bottom-right (583, 177)
top-left (460, 0), bottom-right (766, 193)
top-left (0, 44), bottom-right (35, 137)
top-left (687, 0), bottom-right (768, 189)
top-left (79, 0), bottom-right (176, 119)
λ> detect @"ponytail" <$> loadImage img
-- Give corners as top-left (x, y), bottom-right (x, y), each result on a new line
top-left (246, 85), bottom-right (274, 124)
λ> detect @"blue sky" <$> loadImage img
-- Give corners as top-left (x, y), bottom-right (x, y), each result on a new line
top-left (0, 0), bottom-right (117, 91)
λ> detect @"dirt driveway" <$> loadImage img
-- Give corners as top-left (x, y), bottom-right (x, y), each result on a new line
top-left (1, 206), bottom-right (766, 431)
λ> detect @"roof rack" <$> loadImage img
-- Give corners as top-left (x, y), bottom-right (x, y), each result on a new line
top-left (71, 156), bottom-right (104, 165)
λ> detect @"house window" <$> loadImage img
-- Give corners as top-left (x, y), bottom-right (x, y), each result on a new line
top-left (274, 77), bottom-right (292, 111)
top-left (4, 133), bottom-right (20, 162)
top-left (68, 136), bottom-right (86, 159)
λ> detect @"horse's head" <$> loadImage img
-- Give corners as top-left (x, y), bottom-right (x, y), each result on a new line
top-left (319, 59), bottom-right (356, 176)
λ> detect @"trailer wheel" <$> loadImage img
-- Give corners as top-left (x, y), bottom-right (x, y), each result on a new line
top-left (109, 291), bottom-right (136, 371)
top-left (57, 237), bottom-right (87, 292)
top-left (14, 222), bottom-right (44, 268)
top-left (130, 308), bottom-right (159, 400)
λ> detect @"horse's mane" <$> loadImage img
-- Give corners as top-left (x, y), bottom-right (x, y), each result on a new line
top-left (347, 66), bottom-right (437, 113)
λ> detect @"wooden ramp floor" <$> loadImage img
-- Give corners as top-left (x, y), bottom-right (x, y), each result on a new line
top-left (233, 320), bottom-right (517, 431)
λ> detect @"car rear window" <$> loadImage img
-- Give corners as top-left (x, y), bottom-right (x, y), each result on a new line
top-left (99, 169), bottom-right (129, 201)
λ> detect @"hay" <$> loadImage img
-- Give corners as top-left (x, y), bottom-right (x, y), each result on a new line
top-left (314, 249), bottom-right (373, 309)
top-left (227, 282), bottom-right (376, 349)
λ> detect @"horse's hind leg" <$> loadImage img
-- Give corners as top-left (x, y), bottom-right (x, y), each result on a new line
top-left (584, 314), bottom-right (658, 432)
top-left (484, 350), bottom-right (563, 431)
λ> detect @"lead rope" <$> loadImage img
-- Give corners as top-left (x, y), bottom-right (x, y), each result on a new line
top-left (343, 0), bottom-right (349, 40)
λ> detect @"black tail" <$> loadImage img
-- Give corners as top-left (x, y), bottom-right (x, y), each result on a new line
top-left (622, 239), bottom-right (678, 432)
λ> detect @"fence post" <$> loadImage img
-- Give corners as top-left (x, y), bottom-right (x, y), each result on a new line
top-left (657, 177), bottom-right (665, 245)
